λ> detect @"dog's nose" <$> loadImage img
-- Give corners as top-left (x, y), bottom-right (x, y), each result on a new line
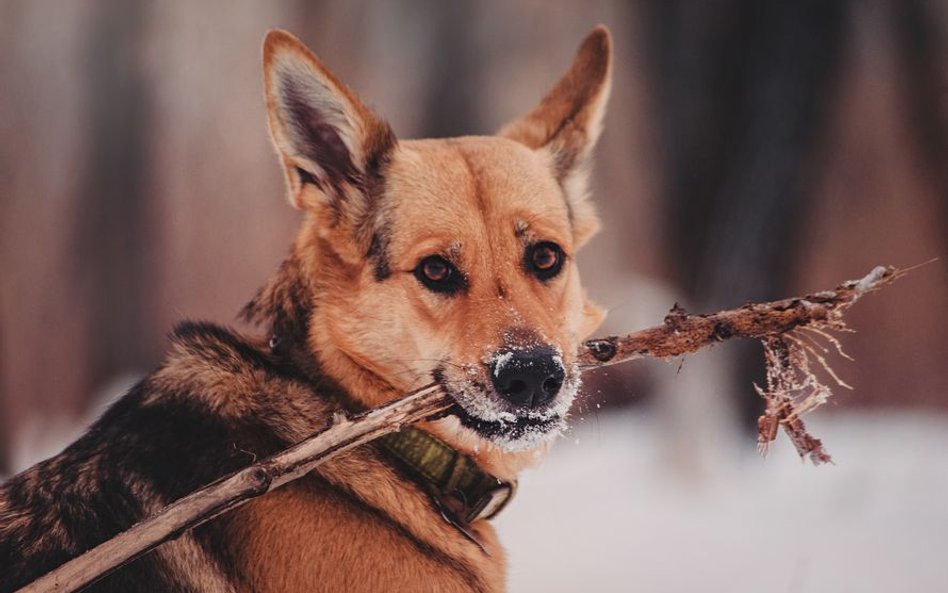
top-left (490, 347), bottom-right (566, 409)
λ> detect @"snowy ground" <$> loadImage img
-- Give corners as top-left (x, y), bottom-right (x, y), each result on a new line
top-left (494, 409), bottom-right (948, 593)
top-left (8, 387), bottom-right (947, 593)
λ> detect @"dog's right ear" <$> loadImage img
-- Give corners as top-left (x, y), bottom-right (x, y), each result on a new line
top-left (499, 26), bottom-right (612, 248)
top-left (263, 30), bottom-right (395, 216)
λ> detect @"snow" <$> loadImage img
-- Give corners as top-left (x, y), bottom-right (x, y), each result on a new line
top-left (492, 351), bottom-right (518, 379)
top-left (10, 365), bottom-right (946, 593)
top-left (494, 408), bottom-right (948, 592)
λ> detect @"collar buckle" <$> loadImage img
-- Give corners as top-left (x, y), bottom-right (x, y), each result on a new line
top-left (464, 480), bottom-right (517, 523)
top-left (378, 427), bottom-right (518, 526)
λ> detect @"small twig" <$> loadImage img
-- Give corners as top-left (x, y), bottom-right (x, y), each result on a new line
top-left (15, 265), bottom-right (906, 593)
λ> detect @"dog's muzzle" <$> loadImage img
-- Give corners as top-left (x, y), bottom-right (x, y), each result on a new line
top-left (435, 343), bottom-right (578, 451)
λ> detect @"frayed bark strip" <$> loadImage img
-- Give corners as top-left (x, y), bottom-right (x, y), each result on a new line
top-left (16, 265), bottom-right (906, 593)
top-left (576, 265), bottom-right (904, 465)
top-left (756, 336), bottom-right (836, 464)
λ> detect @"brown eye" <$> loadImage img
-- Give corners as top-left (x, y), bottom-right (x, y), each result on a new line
top-left (525, 242), bottom-right (565, 281)
top-left (414, 255), bottom-right (466, 295)
top-left (423, 258), bottom-right (449, 281)
top-left (532, 245), bottom-right (558, 270)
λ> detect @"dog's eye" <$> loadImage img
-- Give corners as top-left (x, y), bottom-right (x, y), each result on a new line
top-left (526, 242), bottom-right (565, 280)
top-left (414, 256), bottom-right (465, 294)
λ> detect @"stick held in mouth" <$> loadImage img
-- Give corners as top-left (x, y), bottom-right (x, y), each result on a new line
top-left (16, 265), bottom-right (909, 593)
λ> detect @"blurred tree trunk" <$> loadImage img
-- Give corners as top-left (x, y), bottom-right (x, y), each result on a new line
top-left (891, 0), bottom-right (948, 244)
top-left (646, 0), bottom-right (850, 425)
top-left (0, 1), bottom-right (13, 477)
top-left (72, 0), bottom-right (154, 406)
top-left (0, 317), bottom-right (6, 476)
top-left (416, 0), bottom-right (484, 137)
top-left (0, 0), bottom-right (100, 472)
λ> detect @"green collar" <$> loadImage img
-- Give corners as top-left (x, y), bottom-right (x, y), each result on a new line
top-left (378, 427), bottom-right (516, 525)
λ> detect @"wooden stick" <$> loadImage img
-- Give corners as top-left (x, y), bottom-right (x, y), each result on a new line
top-left (577, 265), bottom-right (901, 368)
top-left (16, 386), bottom-right (453, 593)
top-left (15, 265), bottom-right (904, 593)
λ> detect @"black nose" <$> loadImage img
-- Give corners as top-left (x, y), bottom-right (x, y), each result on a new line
top-left (490, 347), bottom-right (566, 409)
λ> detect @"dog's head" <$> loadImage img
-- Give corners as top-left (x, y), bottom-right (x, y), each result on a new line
top-left (262, 28), bottom-right (611, 465)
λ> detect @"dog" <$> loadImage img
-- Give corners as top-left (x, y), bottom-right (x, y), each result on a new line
top-left (0, 25), bottom-right (612, 593)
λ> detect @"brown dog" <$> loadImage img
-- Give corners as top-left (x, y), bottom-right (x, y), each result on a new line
top-left (0, 25), bottom-right (612, 593)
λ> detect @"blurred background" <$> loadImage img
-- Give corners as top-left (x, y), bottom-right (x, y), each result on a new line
top-left (1, 1), bottom-right (946, 591)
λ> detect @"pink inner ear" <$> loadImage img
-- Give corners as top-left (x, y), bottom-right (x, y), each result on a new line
top-left (279, 75), bottom-right (359, 192)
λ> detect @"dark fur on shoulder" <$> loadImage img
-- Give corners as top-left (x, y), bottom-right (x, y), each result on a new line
top-left (0, 322), bottom-right (317, 592)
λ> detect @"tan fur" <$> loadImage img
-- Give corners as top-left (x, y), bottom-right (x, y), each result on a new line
top-left (230, 452), bottom-right (506, 593)
top-left (244, 27), bottom-right (613, 590)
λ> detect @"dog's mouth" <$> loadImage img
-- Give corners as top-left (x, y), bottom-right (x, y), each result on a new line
top-left (433, 368), bottom-right (579, 451)
top-left (450, 402), bottom-right (563, 444)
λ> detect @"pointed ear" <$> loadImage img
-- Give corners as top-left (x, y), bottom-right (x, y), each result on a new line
top-left (499, 26), bottom-right (612, 247)
top-left (262, 30), bottom-right (396, 218)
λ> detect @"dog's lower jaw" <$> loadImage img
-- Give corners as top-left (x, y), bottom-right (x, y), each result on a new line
top-left (419, 379), bottom-right (581, 480)
top-left (450, 405), bottom-right (567, 452)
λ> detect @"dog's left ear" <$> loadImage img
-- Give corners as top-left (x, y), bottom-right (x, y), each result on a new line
top-left (262, 30), bottom-right (396, 227)
top-left (499, 26), bottom-right (612, 247)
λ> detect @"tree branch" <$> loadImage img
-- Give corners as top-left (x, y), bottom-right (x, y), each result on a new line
top-left (16, 265), bottom-right (905, 593)
top-left (578, 265), bottom-right (900, 367)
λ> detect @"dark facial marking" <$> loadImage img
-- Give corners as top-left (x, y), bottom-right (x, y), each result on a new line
top-left (367, 231), bottom-right (392, 281)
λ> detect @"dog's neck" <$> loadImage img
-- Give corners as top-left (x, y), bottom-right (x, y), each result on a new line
top-left (242, 252), bottom-right (322, 383)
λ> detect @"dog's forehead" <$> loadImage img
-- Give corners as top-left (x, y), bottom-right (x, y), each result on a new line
top-left (383, 137), bottom-right (571, 239)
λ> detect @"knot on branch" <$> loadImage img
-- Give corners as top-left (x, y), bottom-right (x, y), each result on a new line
top-left (663, 302), bottom-right (689, 329)
top-left (584, 337), bottom-right (618, 362)
top-left (710, 321), bottom-right (734, 342)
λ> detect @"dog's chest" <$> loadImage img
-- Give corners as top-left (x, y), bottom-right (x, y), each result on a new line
top-left (214, 464), bottom-right (506, 593)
